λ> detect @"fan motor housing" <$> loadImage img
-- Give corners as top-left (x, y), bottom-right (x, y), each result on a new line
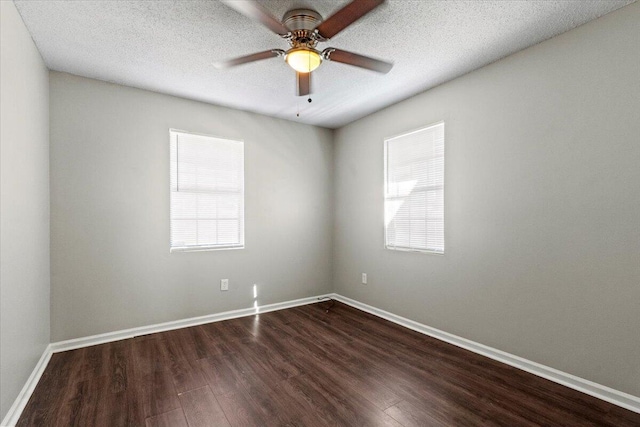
top-left (283, 9), bottom-right (322, 31)
top-left (284, 9), bottom-right (323, 49)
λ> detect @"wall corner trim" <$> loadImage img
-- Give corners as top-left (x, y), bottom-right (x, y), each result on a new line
top-left (331, 293), bottom-right (640, 414)
top-left (1, 345), bottom-right (53, 427)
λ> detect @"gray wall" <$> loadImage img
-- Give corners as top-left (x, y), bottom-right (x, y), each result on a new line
top-left (0, 1), bottom-right (51, 420)
top-left (50, 72), bottom-right (334, 342)
top-left (333, 3), bottom-right (640, 397)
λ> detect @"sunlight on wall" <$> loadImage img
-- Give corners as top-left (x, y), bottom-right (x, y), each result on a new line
top-left (253, 284), bottom-right (259, 313)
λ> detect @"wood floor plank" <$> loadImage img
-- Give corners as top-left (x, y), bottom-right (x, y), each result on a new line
top-left (198, 354), bottom-right (244, 396)
top-left (17, 302), bottom-right (640, 426)
top-left (334, 318), bottom-right (546, 425)
top-left (188, 325), bottom-right (226, 359)
top-left (16, 350), bottom-right (85, 427)
top-left (384, 400), bottom-right (448, 427)
top-left (140, 369), bottom-right (181, 418)
top-left (240, 378), bottom-right (307, 426)
top-left (170, 358), bottom-right (208, 394)
top-left (356, 328), bottom-right (576, 420)
top-left (54, 376), bottom-right (109, 427)
top-left (287, 335), bottom-right (401, 411)
top-left (145, 408), bottom-right (188, 427)
top-left (228, 314), bottom-right (262, 338)
top-left (97, 386), bottom-right (145, 427)
top-left (317, 362), bottom-right (401, 411)
top-left (202, 349), bottom-right (303, 426)
top-left (344, 330), bottom-right (591, 425)
top-left (133, 336), bottom-right (170, 376)
top-left (281, 374), bottom-right (349, 425)
top-left (161, 327), bottom-right (200, 363)
top-left (75, 345), bottom-right (108, 383)
top-left (216, 388), bottom-right (269, 426)
top-left (233, 336), bottom-right (300, 382)
top-left (179, 386), bottom-right (230, 427)
top-left (108, 339), bottom-right (134, 393)
top-left (286, 373), bottom-right (403, 427)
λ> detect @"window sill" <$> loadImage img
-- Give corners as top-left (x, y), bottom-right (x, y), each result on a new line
top-left (385, 246), bottom-right (444, 255)
top-left (170, 245), bottom-right (244, 253)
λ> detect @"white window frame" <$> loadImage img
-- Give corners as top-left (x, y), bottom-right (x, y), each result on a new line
top-left (169, 129), bottom-right (245, 253)
top-left (384, 121), bottom-right (445, 254)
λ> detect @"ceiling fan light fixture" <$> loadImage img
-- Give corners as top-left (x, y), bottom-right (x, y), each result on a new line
top-left (286, 48), bottom-right (322, 73)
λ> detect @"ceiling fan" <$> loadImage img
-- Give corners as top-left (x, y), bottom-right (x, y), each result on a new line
top-left (215, 0), bottom-right (393, 96)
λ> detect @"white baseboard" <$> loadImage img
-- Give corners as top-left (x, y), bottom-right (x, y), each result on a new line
top-left (50, 294), bottom-right (332, 353)
top-left (1, 294), bottom-right (331, 426)
top-left (331, 293), bottom-right (640, 414)
top-left (1, 344), bottom-right (53, 427)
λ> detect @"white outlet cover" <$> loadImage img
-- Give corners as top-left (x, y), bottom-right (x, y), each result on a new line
top-left (362, 273), bottom-right (367, 284)
top-left (221, 279), bottom-right (229, 291)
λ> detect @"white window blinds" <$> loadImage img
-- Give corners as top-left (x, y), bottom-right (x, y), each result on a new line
top-left (170, 130), bottom-right (244, 251)
top-left (384, 122), bottom-right (444, 253)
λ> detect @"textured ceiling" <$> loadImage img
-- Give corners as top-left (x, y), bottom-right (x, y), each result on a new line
top-left (14, 0), bottom-right (634, 128)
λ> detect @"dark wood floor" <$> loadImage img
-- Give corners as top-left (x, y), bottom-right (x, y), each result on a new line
top-left (18, 301), bottom-right (640, 426)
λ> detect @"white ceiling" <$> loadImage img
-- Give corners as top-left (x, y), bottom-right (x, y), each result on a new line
top-left (14, 0), bottom-right (634, 129)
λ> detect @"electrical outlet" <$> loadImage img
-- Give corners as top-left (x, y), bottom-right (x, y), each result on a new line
top-left (221, 279), bottom-right (229, 291)
top-left (361, 273), bottom-right (367, 285)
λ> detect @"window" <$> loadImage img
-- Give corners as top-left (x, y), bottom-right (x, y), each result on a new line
top-left (169, 130), bottom-right (244, 251)
top-left (384, 122), bottom-right (444, 253)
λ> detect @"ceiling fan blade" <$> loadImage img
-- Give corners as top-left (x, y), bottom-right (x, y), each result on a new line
top-left (315, 0), bottom-right (384, 40)
top-left (214, 49), bottom-right (284, 69)
top-left (297, 72), bottom-right (311, 96)
top-left (323, 48), bottom-right (393, 73)
top-left (220, 0), bottom-right (290, 36)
